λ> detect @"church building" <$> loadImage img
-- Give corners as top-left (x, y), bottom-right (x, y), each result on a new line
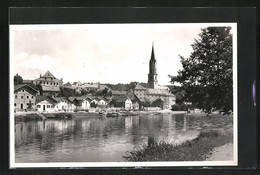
top-left (134, 44), bottom-right (176, 109)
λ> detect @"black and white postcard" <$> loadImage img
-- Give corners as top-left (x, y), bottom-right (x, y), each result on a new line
top-left (10, 23), bottom-right (237, 168)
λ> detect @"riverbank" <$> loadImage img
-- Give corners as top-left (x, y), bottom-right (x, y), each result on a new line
top-left (14, 112), bottom-right (75, 122)
top-left (14, 110), bottom-right (188, 122)
top-left (123, 113), bottom-right (233, 161)
top-left (123, 127), bottom-right (233, 161)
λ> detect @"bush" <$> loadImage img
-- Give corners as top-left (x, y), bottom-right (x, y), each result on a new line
top-left (171, 104), bottom-right (179, 111)
top-left (123, 129), bottom-right (233, 161)
top-left (179, 103), bottom-right (187, 111)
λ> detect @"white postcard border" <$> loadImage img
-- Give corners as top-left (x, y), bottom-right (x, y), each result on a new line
top-left (9, 23), bottom-right (238, 168)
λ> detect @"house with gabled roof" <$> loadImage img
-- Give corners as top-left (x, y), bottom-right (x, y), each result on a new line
top-left (33, 71), bottom-right (63, 87)
top-left (110, 95), bottom-right (133, 110)
top-left (33, 71), bottom-right (63, 97)
top-left (14, 84), bottom-right (39, 112)
top-left (72, 81), bottom-right (83, 90)
top-left (97, 97), bottom-right (110, 107)
top-left (35, 96), bottom-right (56, 112)
top-left (69, 95), bottom-right (90, 111)
top-left (63, 82), bottom-right (72, 87)
top-left (53, 97), bottom-right (75, 112)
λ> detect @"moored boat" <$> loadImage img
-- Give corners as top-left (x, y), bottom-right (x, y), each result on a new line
top-left (106, 112), bottom-right (119, 117)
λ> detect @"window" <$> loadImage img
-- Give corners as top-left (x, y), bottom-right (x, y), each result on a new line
top-left (37, 105), bottom-right (40, 108)
top-left (21, 96), bottom-right (23, 99)
top-left (14, 103), bottom-right (16, 107)
top-left (22, 90), bottom-right (24, 92)
top-left (47, 82), bottom-right (48, 85)
top-left (47, 105), bottom-right (50, 108)
top-left (27, 103), bottom-right (29, 106)
top-left (15, 95), bottom-right (17, 99)
top-left (27, 96), bottom-right (29, 99)
top-left (31, 103), bottom-right (34, 105)
top-left (32, 96), bottom-right (34, 99)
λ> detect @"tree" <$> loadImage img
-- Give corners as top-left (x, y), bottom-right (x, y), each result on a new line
top-left (81, 89), bottom-right (88, 95)
top-left (175, 91), bottom-right (185, 104)
top-left (101, 88), bottom-right (109, 96)
top-left (170, 27), bottom-right (233, 114)
top-left (14, 74), bottom-right (23, 85)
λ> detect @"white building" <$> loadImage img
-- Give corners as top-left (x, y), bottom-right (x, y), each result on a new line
top-left (54, 97), bottom-right (75, 112)
top-left (125, 98), bottom-right (133, 110)
top-left (72, 81), bottom-right (83, 90)
top-left (69, 96), bottom-right (91, 110)
top-left (35, 96), bottom-right (56, 112)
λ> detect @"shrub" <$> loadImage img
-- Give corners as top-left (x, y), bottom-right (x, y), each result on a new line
top-left (171, 104), bottom-right (179, 111)
top-left (123, 129), bottom-right (233, 161)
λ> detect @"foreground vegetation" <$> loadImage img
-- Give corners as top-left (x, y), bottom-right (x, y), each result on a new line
top-left (15, 113), bottom-right (74, 122)
top-left (123, 127), bottom-right (233, 161)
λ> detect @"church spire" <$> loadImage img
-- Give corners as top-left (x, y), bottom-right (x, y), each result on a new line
top-left (148, 42), bottom-right (158, 89)
top-left (151, 42), bottom-right (155, 61)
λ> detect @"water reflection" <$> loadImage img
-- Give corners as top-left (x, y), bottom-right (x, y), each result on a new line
top-left (15, 113), bottom-right (230, 163)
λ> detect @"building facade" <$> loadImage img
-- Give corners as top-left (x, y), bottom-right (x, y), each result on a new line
top-left (83, 82), bottom-right (99, 91)
top-left (14, 84), bottom-right (38, 112)
top-left (33, 71), bottom-right (63, 87)
top-left (33, 71), bottom-right (62, 97)
top-left (54, 97), bottom-right (75, 112)
top-left (35, 96), bottom-right (56, 112)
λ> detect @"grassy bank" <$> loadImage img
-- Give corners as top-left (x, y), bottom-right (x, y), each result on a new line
top-left (15, 113), bottom-right (74, 122)
top-left (123, 128), bottom-right (233, 161)
top-left (15, 113), bottom-right (44, 122)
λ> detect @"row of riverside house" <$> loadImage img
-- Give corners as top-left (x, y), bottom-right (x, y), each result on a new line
top-left (14, 71), bottom-right (141, 113)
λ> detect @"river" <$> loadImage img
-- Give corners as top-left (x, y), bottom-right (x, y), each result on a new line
top-left (15, 113), bottom-right (218, 163)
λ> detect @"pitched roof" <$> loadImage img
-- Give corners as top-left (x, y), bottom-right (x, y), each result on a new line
top-left (53, 97), bottom-right (67, 102)
top-left (42, 71), bottom-right (56, 78)
top-left (42, 71), bottom-right (56, 79)
top-left (14, 84), bottom-right (38, 94)
top-left (134, 83), bottom-right (146, 90)
top-left (76, 95), bottom-right (89, 101)
top-left (68, 97), bottom-right (77, 102)
top-left (72, 81), bottom-right (82, 85)
top-left (42, 85), bottom-right (60, 92)
top-left (22, 80), bottom-right (34, 84)
top-left (146, 88), bottom-right (175, 97)
top-left (111, 90), bottom-right (128, 95)
top-left (36, 96), bottom-right (57, 104)
top-left (113, 95), bottom-right (130, 103)
top-left (157, 85), bottom-right (169, 90)
top-left (63, 82), bottom-right (71, 86)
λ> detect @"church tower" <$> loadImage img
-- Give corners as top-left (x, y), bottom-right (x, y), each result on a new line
top-left (148, 43), bottom-right (158, 89)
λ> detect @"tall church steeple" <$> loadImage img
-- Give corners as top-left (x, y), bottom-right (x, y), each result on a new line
top-left (148, 43), bottom-right (158, 89)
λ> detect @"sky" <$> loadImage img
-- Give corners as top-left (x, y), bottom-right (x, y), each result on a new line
top-left (10, 24), bottom-right (215, 85)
